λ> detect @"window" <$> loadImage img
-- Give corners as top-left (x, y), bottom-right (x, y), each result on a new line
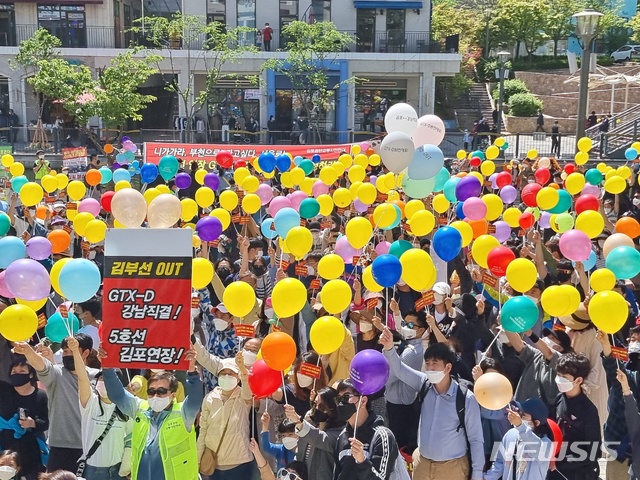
top-left (280, 0), bottom-right (298, 46)
top-left (123, 4), bottom-right (132, 47)
top-left (38, 5), bottom-right (86, 48)
top-left (386, 10), bottom-right (405, 52)
top-left (237, 0), bottom-right (255, 46)
top-left (114, 0), bottom-right (121, 48)
top-left (144, 0), bottom-right (181, 18)
top-left (207, 0), bottom-right (225, 25)
top-left (355, 83), bottom-right (406, 133)
top-left (310, 0), bottom-right (330, 22)
top-left (356, 9), bottom-right (375, 52)
top-left (0, 4), bottom-right (15, 47)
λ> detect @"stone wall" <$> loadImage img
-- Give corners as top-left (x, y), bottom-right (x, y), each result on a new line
top-left (505, 116), bottom-right (576, 134)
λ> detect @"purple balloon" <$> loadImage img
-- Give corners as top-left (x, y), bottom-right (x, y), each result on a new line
top-left (489, 173), bottom-right (498, 190)
top-left (335, 235), bottom-right (362, 263)
top-left (121, 136), bottom-right (131, 143)
top-left (175, 172), bottom-right (192, 190)
top-left (5, 258), bottom-right (51, 301)
top-left (491, 221), bottom-right (511, 243)
top-left (375, 241), bottom-right (391, 255)
top-left (455, 175), bottom-right (482, 201)
top-left (268, 196), bottom-right (293, 217)
top-left (353, 199), bottom-right (369, 213)
top-left (539, 211), bottom-right (552, 229)
top-left (499, 185), bottom-right (517, 204)
top-left (204, 172), bottom-right (220, 191)
top-left (369, 175), bottom-right (378, 187)
top-left (112, 162), bottom-right (121, 170)
top-left (26, 237), bottom-right (52, 261)
top-left (559, 229), bottom-right (591, 262)
top-left (196, 216), bottom-right (223, 242)
top-left (78, 198), bottom-right (101, 217)
top-left (581, 184), bottom-right (600, 197)
top-left (350, 349), bottom-right (390, 395)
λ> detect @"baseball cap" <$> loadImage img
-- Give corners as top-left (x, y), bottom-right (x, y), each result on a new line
top-left (520, 397), bottom-right (549, 425)
top-left (213, 303), bottom-right (229, 314)
top-left (432, 282), bottom-right (451, 296)
top-left (219, 357), bottom-right (239, 375)
top-left (542, 327), bottom-right (572, 352)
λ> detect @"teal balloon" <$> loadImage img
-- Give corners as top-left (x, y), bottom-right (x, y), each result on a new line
top-left (547, 189), bottom-right (572, 214)
top-left (472, 150), bottom-right (485, 160)
top-left (0, 212), bottom-right (10, 236)
top-left (112, 168), bottom-right (131, 184)
top-left (58, 259), bottom-right (101, 303)
top-left (501, 142), bottom-right (509, 150)
top-left (382, 204), bottom-right (402, 230)
top-left (606, 246), bottom-right (640, 279)
top-left (11, 175), bottom-right (28, 193)
top-left (45, 311), bottom-right (80, 343)
top-left (585, 168), bottom-right (603, 186)
top-left (388, 240), bottom-right (413, 259)
top-left (501, 296), bottom-right (539, 333)
top-left (0, 236), bottom-right (26, 268)
top-left (443, 177), bottom-right (460, 202)
top-left (433, 167), bottom-right (450, 192)
top-left (124, 150), bottom-right (135, 162)
top-left (299, 198), bottom-right (320, 219)
top-left (158, 155), bottom-right (179, 182)
top-left (402, 175), bottom-right (436, 199)
top-left (299, 159), bottom-right (314, 176)
top-left (98, 166), bottom-right (113, 185)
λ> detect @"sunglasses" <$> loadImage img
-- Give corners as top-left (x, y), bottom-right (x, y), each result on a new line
top-left (402, 320), bottom-right (416, 329)
top-left (277, 469), bottom-right (302, 480)
top-left (336, 393), bottom-right (360, 404)
top-left (147, 387), bottom-right (171, 396)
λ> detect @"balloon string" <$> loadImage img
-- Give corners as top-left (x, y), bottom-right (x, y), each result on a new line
top-left (281, 371), bottom-right (288, 404)
top-left (481, 326), bottom-right (502, 362)
top-left (312, 355), bottom-right (321, 392)
top-left (251, 396), bottom-right (255, 439)
top-left (352, 397), bottom-right (363, 439)
top-left (611, 333), bottom-right (621, 368)
top-left (385, 288), bottom-right (389, 327)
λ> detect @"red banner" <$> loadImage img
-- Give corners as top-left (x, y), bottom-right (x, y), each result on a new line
top-left (144, 142), bottom-right (354, 169)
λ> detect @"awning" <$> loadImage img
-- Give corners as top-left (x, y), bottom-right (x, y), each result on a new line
top-left (354, 1), bottom-right (424, 9)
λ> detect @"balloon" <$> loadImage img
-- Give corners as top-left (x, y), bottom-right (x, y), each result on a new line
top-left (0, 154), bottom-right (13, 167)
top-left (499, 185), bottom-right (517, 204)
top-left (490, 220), bottom-right (510, 243)
top-left (84, 219), bottom-right (107, 243)
top-left (408, 144), bottom-right (445, 180)
top-left (400, 248), bottom-right (436, 291)
top-left (41, 175), bottom-right (58, 193)
top-left (590, 268), bottom-right (616, 292)
top-left (604, 176), bottom-right (626, 194)
top-left (534, 168), bottom-right (550, 185)
top-left (272, 278), bottom-right (307, 318)
top-left (0, 212), bottom-right (10, 236)
top-left (482, 194), bottom-right (503, 221)
top-left (78, 198), bottom-right (101, 217)
top-left (606, 246), bottom-right (640, 279)
top-left (273, 207), bottom-right (300, 239)
top-left (0, 236), bottom-right (26, 269)
top-left (380, 131), bottom-right (415, 173)
top-left (284, 226), bottom-right (313, 260)
top-left (258, 152), bottom-right (276, 173)
top-left (16, 297), bottom-right (47, 312)
top-left (433, 167), bottom-right (450, 192)
top-left (320, 280), bottom-right (353, 314)
top-left (443, 177), bottom-right (460, 202)
top-left (521, 183), bottom-right (542, 207)
top-left (401, 175), bottom-right (436, 199)
top-left (223, 281), bottom-right (256, 317)
top-left (195, 216), bottom-right (222, 242)
top-left (408, 210), bottom-right (435, 236)
top-left (10, 175), bottom-right (28, 193)
top-left (455, 175), bottom-right (481, 201)
top-left (174, 172), bottom-right (191, 190)
top-left (58, 259), bottom-right (101, 303)
top-left (345, 217), bottom-right (373, 249)
top-left (268, 196), bottom-right (293, 218)
top-left (505, 258), bottom-right (537, 293)
top-left (19, 182), bottom-right (43, 207)
top-left (518, 212), bottom-right (535, 230)
top-left (575, 210), bottom-right (604, 239)
top-left (614, 217), bottom-right (639, 240)
top-left (148, 194), bottom-right (181, 228)
top-left (248, 359), bottom-right (282, 398)
top-left (473, 372), bottom-right (513, 410)
top-left (501, 296), bottom-right (539, 333)
top-left (413, 114), bottom-right (445, 146)
top-left (0, 305), bottom-right (38, 342)
top-left (44, 310), bottom-right (80, 343)
top-left (433, 226), bottom-right (463, 262)
top-left (241, 175), bottom-right (260, 193)
top-left (559, 230), bottom-right (592, 261)
top-left (350, 349), bottom-right (390, 395)
top-left (585, 168), bottom-right (603, 186)
top-left (9, 162), bottom-right (24, 176)
top-left (603, 233), bottom-right (635, 258)
top-left (432, 193), bottom-right (450, 214)
top-left (317, 254), bottom-right (345, 280)
top-left (194, 186), bottom-right (214, 208)
top-left (219, 190), bottom-right (239, 211)
top-left (256, 184), bottom-right (274, 206)
top-left (25, 237), bottom-right (52, 261)
top-left (158, 155), bottom-right (179, 181)
top-left (495, 171), bottom-right (512, 189)
top-left (548, 190), bottom-right (572, 214)
top-left (384, 102), bottom-right (418, 136)
top-left (140, 163), bottom-right (159, 184)
top-left (48, 230), bottom-right (71, 254)
top-left (468, 234), bottom-right (497, 269)
top-left (446, 221), bottom-right (471, 247)
top-left (536, 187), bottom-right (559, 211)
top-left (72, 212), bottom-right (93, 237)
top-left (259, 218), bottom-right (277, 240)
top-left (180, 198), bottom-right (198, 221)
top-left (261, 332), bottom-right (297, 371)
top-left (192, 258), bottom-right (214, 289)
top-left (589, 291), bottom-right (628, 334)
top-left (5, 259), bottom-right (50, 301)
top-left (241, 194), bottom-right (261, 215)
top-left (462, 197), bottom-right (487, 221)
top-left (574, 194), bottom-right (599, 215)
top-left (335, 236), bottom-right (362, 263)
top-left (385, 240), bottom-right (410, 260)
top-left (371, 254), bottom-right (402, 287)
top-left (487, 246), bottom-right (515, 277)
top-left (288, 190), bottom-right (308, 211)
top-left (110, 189), bottom-right (147, 228)
top-left (554, 212), bottom-right (574, 233)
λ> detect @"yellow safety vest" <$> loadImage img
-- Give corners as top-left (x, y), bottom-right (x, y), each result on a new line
top-left (131, 401), bottom-right (198, 480)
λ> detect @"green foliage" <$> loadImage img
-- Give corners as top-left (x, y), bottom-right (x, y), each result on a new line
top-left (478, 57), bottom-right (512, 82)
top-left (508, 92), bottom-right (543, 116)
top-left (493, 0), bottom-right (549, 58)
top-left (431, 0), bottom-right (481, 48)
top-left (511, 55), bottom-right (569, 70)
top-left (545, 0), bottom-right (583, 56)
top-left (12, 28), bottom-right (61, 69)
top-left (631, 12), bottom-right (640, 44)
top-left (451, 73), bottom-right (473, 99)
top-left (492, 78), bottom-right (529, 102)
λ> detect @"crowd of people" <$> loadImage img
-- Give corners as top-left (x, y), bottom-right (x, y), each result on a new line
top-left (0, 137), bottom-right (639, 480)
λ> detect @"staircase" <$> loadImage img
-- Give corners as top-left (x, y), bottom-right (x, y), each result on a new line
top-left (470, 83), bottom-right (496, 125)
top-left (453, 82), bottom-right (496, 131)
top-left (585, 104), bottom-right (640, 158)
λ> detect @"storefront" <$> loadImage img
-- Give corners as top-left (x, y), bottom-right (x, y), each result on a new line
top-left (354, 79), bottom-right (407, 133)
top-left (207, 78), bottom-right (261, 141)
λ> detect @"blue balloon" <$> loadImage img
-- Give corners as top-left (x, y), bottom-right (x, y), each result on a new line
top-left (311, 154), bottom-right (321, 163)
top-left (158, 155), bottom-right (179, 182)
top-left (407, 144), bottom-right (445, 180)
top-left (293, 156), bottom-right (304, 166)
top-left (140, 163), bottom-right (159, 184)
top-left (45, 311), bottom-right (80, 343)
top-left (606, 246), bottom-right (640, 279)
top-left (433, 167), bottom-right (450, 192)
top-left (0, 200), bottom-right (8, 213)
top-left (112, 168), bottom-right (131, 184)
top-left (258, 152), bottom-right (276, 173)
top-left (115, 153), bottom-right (126, 163)
top-left (11, 175), bottom-right (28, 193)
top-left (260, 218), bottom-right (278, 239)
top-left (371, 254), bottom-right (402, 287)
top-left (432, 226), bottom-right (462, 261)
top-left (501, 296), bottom-right (539, 333)
top-left (548, 189), bottom-right (572, 214)
top-left (274, 207), bottom-right (300, 239)
top-left (58, 259), bottom-right (101, 303)
top-left (99, 166), bottom-right (113, 185)
top-left (456, 201), bottom-right (465, 220)
top-left (443, 177), bottom-right (460, 202)
top-left (625, 148), bottom-right (638, 161)
top-left (573, 249), bottom-right (596, 271)
top-left (0, 236), bottom-right (26, 269)
top-left (276, 155), bottom-right (291, 172)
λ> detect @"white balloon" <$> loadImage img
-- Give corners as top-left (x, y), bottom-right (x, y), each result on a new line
top-left (413, 114), bottom-right (445, 147)
top-left (380, 131), bottom-right (416, 174)
top-left (384, 103), bottom-right (418, 136)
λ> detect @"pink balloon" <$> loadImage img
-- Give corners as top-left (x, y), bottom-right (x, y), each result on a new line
top-left (489, 173), bottom-right (498, 190)
top-left (78, 198), bottom-right (101, 217)
top-left (256, 184), bottom-right (273, 206)
top-left (312, 180), bottom-right (329, 198)
top-left (0, 271), bottom-right (15, 298)
top-left (462, 197), bottom-right (487, 221)
top-left (375, 241), bottom-right (391, 255)
top-left (288, 190), bottom-right (308, 211)
top-left (335, 235), bottom-right (362, 263)
top-left (353, 199), bottom-right (369, 213)
top-left (559, 229), bottom-right (591, 262)
top-left (581, 184), bottom-right (600, 197)
top-left (360, 142), bottom-right (370, 152)
top-left (268, 196), bottom-right (292, 217)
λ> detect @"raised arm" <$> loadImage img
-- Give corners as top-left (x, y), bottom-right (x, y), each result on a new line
top-left (380, 327), bottom-right (426, 391)
top-left (103, 368), bottom-right (139, 419)
top-left (182, 348), bottom-right (204, 430)
top-left (67, 336), bottom-right (92, 408)
top-left (11, 342), bottom-right (46, 372)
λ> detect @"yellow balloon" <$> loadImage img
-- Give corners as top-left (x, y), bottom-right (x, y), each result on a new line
top-left (320, 280), bottom-right (353, 314)
top-left (300, 177), bottom-right (315, 195)
top-left (180, 198), bottom-right (197, 221)
top-left (456, 149), bottom-right (466, 160)
top-left (590, 291), bottom-right (628, 334)
top-left (387, 190), bottom-right (400, 202)
top-left (471, 234), bottom-right (499, 268)
top-left (242, 175), bottom-right (260, 193)
top-left (219, 190), bottom-right (239, 211)
top-left (41, 175), bottom-right (58, 193)
top-left (195, 186), bottom-right (215, 208)
top-left (596, 162), bottom-right (607, 173)
top-left (505, 258), bottom-right (537, 293)
top-left (115, 180), bottom-right (131, 191)
top-left (19, 182), bottom-right (44, 206)
top-left (348, 165), bottom-right (366, 183)
top-left (210, 208), bottom-right (231, 229)
top-left (49, 170), bottom-right (57, 176)
top-left (564, 173), bottom-right (585, 195)
top-left (192, 235), bottom-right (202, 248)
top-left (354, 154), bottom-right (369, 168)
top-left (469, 171), bottom-right (484, 184)
top-left (67, 180), bottom-right (86, 201)
top-left (144, 188), bottom-right (161, 205)
top-left (618, 166), bottom-right (631, 180)
top-left (503, 207), bottom-right (521, 228)
top-left (10, 162), bottom-right (24, 176)
top-left (319, 166), bottom-right (338, 185)
top-left (590, 268), bottom-right (616, 292)
top-left (575, 210), bottom-right (604, 239)
top-left (480, 160), bottom-right (496, 177)
top-left (195, 168), bottom-right (207, 185)
top-left (349, 181), bottom-right (363, 199)
top-left (604, 169), bottom-right (617, 181)
top-left (317, 194), bottom-right (334, 216)
top-left (66, 203), bottom-right (78, 221)
top-left (16, 297), bottom-right (47, 311)
top-left (604, 176), bottom-right (626, 194)
top-left (290, 167), bottom-right (305, 185)
top-left (408, 210), bottom-right (435, 236)
top-left (271, 278), bottom-right (307, 318)
top-left (376, 175), bottom-right (390, 194)
top-left (352, 144), bottom-right (362, 155)
top-left (536, 187), bottom-right (559, 211)
top-left (318, 254), bottom-right (345, 280)
top-left (309, 316), bottom-right (345, 354)
top-left (433, 193), bottom-right (450, 214)
top-left (540, 285), bottom-right (580, 317)
top-left (450, 220), bottom-right (474, 247)
top-left (0, 305), bottom-right (38, 342)
top-left (55, 173), bottom-right (69, 190)
top-left (357, 183), bottom-right (377, 205)
top-left (242, 193), bottom-right (261, 214)
top-left (1, 154), bottom-right (14, 167)
top-left (73, 212), bottom-right (95, 236)
top-left (223, 281), bottom-right (257, 318)
top-left (156, 184), bottom-right (171, 194)
top-left (633, 142), bottom-right (640, 151)
top-left (50, 257), bottom-right (72, 296)
top-left (527, 149), bottom-right (538, 159)
top-left (281, 172), bottom-right (294, 188)
top-left (385, 173), bottom-right (398, 190)
top-left (339, 153), bottom-right (353, 169)
top-left (84, 219), bottom-right (107, 243)
top-left (482, 194), bottom-right (503, 221)
top-left (345, 216), bottom-right (373, 249)
top-left (494, 137), bottom-right (505, 147)
top-left (373, 203), bottom-right (397, 228)
top-left (404, 199), bottom-right (425, 220)
top-left (577, 136), bottom-right (592, 153)
top-left (192, 257), bottom-right (214, 289)
top-left (332, 161), bottom-right (346, 177)
top-left (114, 219), bottom-right (126, 229)
top-left (284, 226), bottom-right (313, 260)
top-left (400, 248), bottom-right (436, 291)
top-left (368, 154), bottom-right (381, 166)
top-left (234, 167), bottom-right (250, 185)
top-left (485, 145), bottom-right (499, 160)
top-left (333, 188), bottom-right (352, 208)
top-left (363, 264), bottom-right (383, 292)
top-left (575, 151), bottom-right (589, 165)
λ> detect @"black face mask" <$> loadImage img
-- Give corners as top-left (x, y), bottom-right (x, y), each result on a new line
top-left (336, 402), bottom-right (357, 422)
top-left (217, 267), bottom-right (231, 279)
top-left (62, 356), bottom-right (75, 371)
top-left (251, 264), bottom-right (267, 277)
top-left (8, 373), bottom-right (31, 387)
top-left (310, 408), bottom-right (330, 424)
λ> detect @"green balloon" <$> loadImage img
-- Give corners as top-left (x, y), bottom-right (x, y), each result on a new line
top-left (158, 155), bottom-right (179, 182)
top-left (299, 198), bottom-right (320, 219)
top-left (299, 159), bottom-right (314, 176)
top-left (501, 142), bottom-right (509, 150)
top-left (0, 212), bottom-right (10, 236)
top-left (555, 212), bottom-right (574, 232)
top-left (389, 240), bottom-right (413, 259)
top-left (402, 175), bottom-right (436, 199)
top-left (585, 168), bottom-right (603, 186)
top-left (11, 175), bottom-right (28, 193)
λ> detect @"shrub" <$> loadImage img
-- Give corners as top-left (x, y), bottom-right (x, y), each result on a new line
top-left (492, 78), bottom-right (530, 103)
top-left (508, 93), bottom-right (543, 117)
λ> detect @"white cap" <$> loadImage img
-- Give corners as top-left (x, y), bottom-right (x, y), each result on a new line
top-left (219, 357), bottom-right (240, 375)
top-left (432, 282), bottom-right (451, 296)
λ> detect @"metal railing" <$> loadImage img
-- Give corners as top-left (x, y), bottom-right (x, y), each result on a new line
top-left (12, 25), bottom-right (117, 48)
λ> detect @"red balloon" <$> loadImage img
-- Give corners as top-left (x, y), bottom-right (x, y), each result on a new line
top-left (470, 156), bottom-right (481, 167)
top-left (518, 211), bottom-right (535, 229)
top-left (575, 194), bottom-right (599, 214)
top-left (548, 419), bottom-right (563, 456)
top-left (234, 159), bottom-right (247, 168)
top-left (487, 246), bottom-right (515, 277)
top-left (496, 171), bottom-right (512, 189)
top-left (564, 163), bottom-right (575, 174)
top-left (101, 191), bottom-right (115, 213)
top-left (521, 183), bottom-right (542, 207)
top-left (248, 359), bottom-right (282, 398)
top-left (534, 168), bottom-right (550, 185)
top-left (216, 151), bottom-right (234, 168)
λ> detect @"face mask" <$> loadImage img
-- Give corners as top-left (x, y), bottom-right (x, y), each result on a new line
top-left (62, 355), bottom-right (76, 371)
top-left (242, 350), bottom-right (257, 367)
top-left (433, 293), bottom-right (446, 305)
top-left (629, 342), bottom-right (640, 354)
top-left (542, 337), bottom-right (561, 352)
top-left (425, 370), bottom-right (446, 384)
top-left (148, 395), bottom-right (172, 412)
top-left (397, 278), bottom-right (407, 287)
top-left (217, 267), bottom-right (231, 279)
top-left (306, 266), bottom-right (315, 276)
top-left (87, 250), bottom-right (97, 260)
top-left (8, 373), bottom-right (31, 387)
top-left (633, 198), bottom-right (640, 207)
top-left (528, 179), bottom-right (535, 184)
top-left (251, 263), bottom-right (267, 277)
top-left (498, 331), bottom-right (510, 344)
top-left (256, 250), bottom-right (264, 258)
top-left (214, 318), bottom-right (229, 331)
top-left (359, 322), bottom-right (373, 333)
top-left (38, 154), bottom-right (44, 160)
top-left (96, 381), bottom-right (108, 399)
top-left (0, 466), bottom-right (16, 480)
top-left (555, 375), bottom-right (574, 393)
top-left (310, 408), bottom-right (329, 424)
top-left (336, 402), bottom-right (358, 422)
top-left (264, 307), bottom-right (275, 319)
top-left (218, 374), bottom-right (238, 391)
top-left (524, 420), bottom-right (535, 430)
top-left (604, 208), bottom-right (613, 216)
top-left (282, 437), bottom-right (298, 450)
top-left (400, 326), bottom-right (417, 340)
top-left (524, 294), bottom-right (539, 305)
top-left (296, 373), bottom-right (314, 388)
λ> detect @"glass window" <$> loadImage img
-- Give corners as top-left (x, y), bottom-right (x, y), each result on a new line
top-left (114, 0), bottom-right (121, 48)
top-left (237, 0), bottom-right (255, 46)
top-left (355, 86), bottom-right (406, 133)
top-left (144, 0), bottom-right (181, 18)
top-left (310, 0), bottom-right (330, 22)
top-left (38, 5), bottom-right (86, 48)
top-left (386, 10), bottom-right (405, 52)
top-left (279, 0), bottom-right (298, 48)
top-left (207, 0), bottom-right (225, 25)
top-left (208, 87), bottom-right (260, 142)
top-left (0, 4), bottom-right (15, 47)
top-left (356, 9), bottom-right (375, 52)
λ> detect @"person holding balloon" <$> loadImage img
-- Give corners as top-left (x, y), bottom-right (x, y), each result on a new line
top-left (618, 369), bottom-right (640, 480)
top-left (249, 438), bottom-right (308, 480)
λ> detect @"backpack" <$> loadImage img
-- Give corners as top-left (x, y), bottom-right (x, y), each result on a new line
top-left (368, 426), bottom-right (411, 480)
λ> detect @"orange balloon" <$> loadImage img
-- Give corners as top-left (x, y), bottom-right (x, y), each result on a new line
top-left (391, 200), bottom-right (406, 219)
top-left (548, 183), bottom-right (560, 190)
top-left (85, 169), bottom-right (102, 187)
top-left (456, 172), bottom-right (468, 178)
top-left (467, 219), bottom-right (488, 239)
top-left (48, 229), bottom-right (71, 253)
top-left (104, 144), bottom-right (114, 154)
top-left (35, 205), bottom-right (49, 220)
top-left (366, 148), bottom-right (374, 156)
top-left (261, 332), bottom-right (297, 371)
top-left (616, 217), bottom-right (640, 239)
top-left (368, 214), bottom-right (376, 228)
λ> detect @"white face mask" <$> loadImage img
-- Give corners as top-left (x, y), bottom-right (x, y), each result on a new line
top-left (242, 350), bottom-right (258, 367)
top-left (296, 373), bottom-right (314, 388)
top-left (433, 293), bottom-right (446, 305)
top-left (264, 308), bottom-right (275, 319)
top-left (604, 208), bottom-right (613, 216)
top-left (542, 337), bottom-right (561, 352)
top-left (528, 179), bottom-right (535, 184)
top-left (88, 250), bottom-right (97, 260)
top-left (400, 325), bottom-right (417, 340)
top-left (0, 466), bottom-right (16, 480)
top-left (498, 331), bottom-right (510, 344)
top-left (359, 322), bottom-right (373, 333)
top-left (218, 374), bottom-right (238, 391)
top-left (555, 375), bottom-right (575, 393)
top-left (282, 437), bottom-right (298, 450)
top-left (191, 307), bottom-right (200, 319)
top-left (148, 395), bottom-right (172, 412)
top-left (629, 342), bottom-right (640, 354)
top-left (306, 265), bottom-right (315, 276)
top-left (214, 318), bottom-right (229, 331)
top-left (524, 294), bottom-right (539, 305)
top-left (523, 420), bottom-right (535, 430)
top-left (425, 370), bottom-right (446, 384)
top-left (634, 198), bottom-right (640, 207)
top-left (95, 381), bottom-right (108, 399)
top-left (255, 250), bottom-right (264, 258)
top-left (397, 278), bottom-right (407, 287)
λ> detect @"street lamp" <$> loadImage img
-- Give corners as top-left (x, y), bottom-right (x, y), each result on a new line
top-left (495, 50), bottom-right (510, 135)
top-left (573, 8), bottom-right (603, 142)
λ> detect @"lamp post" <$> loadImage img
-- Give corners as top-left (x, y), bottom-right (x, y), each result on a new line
top-left (496, 50), bottom-right (510, 134)
top-left (573, 8), bottom-right (603, 143)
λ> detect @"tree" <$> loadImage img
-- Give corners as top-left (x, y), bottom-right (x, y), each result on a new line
top-left (431, 0), bottom-right (481, 50)
top-left (493, 0), bottom-right (549, 59)
top-left (630, 12), bottom-right (640, 44)
top-left (261, 21), bottom-right (356, 144)
top-left (545, 0), bottom-right (583, 56)
top-left (133, 14), bottom-right (258, 143)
